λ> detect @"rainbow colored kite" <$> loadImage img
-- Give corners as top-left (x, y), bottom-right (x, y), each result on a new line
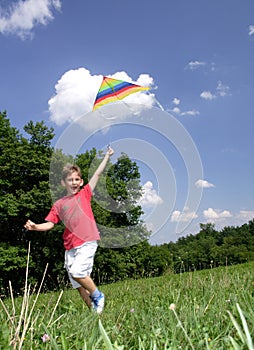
top-left (93, 76), bottom-right (150, 111)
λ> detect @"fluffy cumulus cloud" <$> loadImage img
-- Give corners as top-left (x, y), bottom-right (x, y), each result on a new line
top-left (203, 208), bottom-right (232, 220)
top-left (200, 91), bottom-right (216, 100)
top-left (195, 179), bottom-right (215, 188)
top-left (169, 97), bottom-right (199, 117)
top-left (200, 81), bottom-right (231, 100)
top-left (48, 68), bottom-right (155, 126)
top-left (138, 181), bottom-right (163, 208)
top-left (0, 0), bottom-right (61, 39)
top-left (171, 207), bottom-right (198, 222)
top-left (172, 98), bottom-right (180, 105)
top-left (237, 210), bottom-right (254, 221)
top-left (202, 207), bottom-right (254, 231)
top-left (170, 206), bottom-right (254, 234)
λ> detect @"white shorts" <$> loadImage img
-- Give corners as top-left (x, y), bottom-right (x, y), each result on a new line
top-left (64, 240), bottom-right (98, 289)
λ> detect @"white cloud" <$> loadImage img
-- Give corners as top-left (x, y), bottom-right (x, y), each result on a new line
top-left (249, 25), bottom-right (254, 36)
top-left (237, 210), bottom-right (254, 221)
top-left (181, 109), bottom-right (200, 116)
top-left (172, 98), bottom-right (180, 105)
top-left (203, 208), bottom-right (232, 220)
top-left (169, 99), bottom-right (199, 117)
top-left (200, 81), bottom-right (231, 101)
top-left (216, 81), bottom-right (231, 97)
top-left (0, 0), bottom-right (61, 39)
top-left (48, 68), bottom-right (155, 126)
top-left (171, 207), bottom-right (198, 222)
top-left (195, 179), bottom-right (215, 188)
top-left (138, 181), bottom-right (163, 208)
top-left (201, 208), bottom-right (254, 231)
top-left (171, 107), bottom-right (181, 114)
top-left (200, 91), bottom-right (216, 100)
top-left (186, 60), bottom-right (206, 70)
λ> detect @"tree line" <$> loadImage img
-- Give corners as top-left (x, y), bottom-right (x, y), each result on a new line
top-left (0, 111), bottom-right (254, 296)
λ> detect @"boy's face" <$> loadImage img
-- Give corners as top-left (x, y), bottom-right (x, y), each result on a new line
top-left (62, 171), bottom-right (84, 196)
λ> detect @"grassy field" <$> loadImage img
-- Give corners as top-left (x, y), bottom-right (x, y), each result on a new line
top-left (1, 261), bottom-right (254, 349)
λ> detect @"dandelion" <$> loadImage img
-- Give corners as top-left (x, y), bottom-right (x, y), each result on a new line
top-left (169, 303), bottom-right (176, 310)
top-left (41, 333), bottom-right (50, 342)
top-left (169, 303), bottom-right (195, 350)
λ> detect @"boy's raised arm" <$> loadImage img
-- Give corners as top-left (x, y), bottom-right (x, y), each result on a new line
top-left (24, 219), bottom-right (54, 231)
top-left (88, 147), bottom-right (114, 192)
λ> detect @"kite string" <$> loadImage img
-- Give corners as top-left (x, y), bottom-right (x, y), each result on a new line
top-left (96, 107), bottom-right (113, 147)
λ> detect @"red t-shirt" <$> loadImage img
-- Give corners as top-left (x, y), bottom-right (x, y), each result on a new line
top-left (45, 184), bottom-right (100, 250)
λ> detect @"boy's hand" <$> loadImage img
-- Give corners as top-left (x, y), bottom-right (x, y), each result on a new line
top-left (24, 219), bottom-right (36, 231)
top-left (106, 146), bottom-right (114, 156)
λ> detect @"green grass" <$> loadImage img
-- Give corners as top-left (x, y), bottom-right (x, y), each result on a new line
top-left (1, 261), bottom-right (254, 349)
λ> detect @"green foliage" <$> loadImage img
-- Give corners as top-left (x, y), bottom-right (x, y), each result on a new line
top-left (0, 244), bottom-right (34, 294)
top-left (165, 222), bottom-right (254, 272)
top-left (0, 112), bottom-right (54, 245)
top-left (93, 241), bottom-right (173, 284)
top-left (23, 120), bottom-right (54, 148)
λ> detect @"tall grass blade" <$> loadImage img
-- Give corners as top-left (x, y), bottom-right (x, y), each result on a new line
top-left (236, 303), bottom-right (254, 350)
top-left (98, 319), bottom-right (114, 350)
top-left (60, 332), bottom-right (68, 350)
top-left (18, 262), bottom-right (49, 349)
top-left (47, 290), bottom-right (64, 327)
top-left (0, 297), bottom-right (14, 327)
top-left (229, 335), bottom-right (242, 350)
top-left (138, 336), bottom-right (146, 350)
top-left (9, 281), bottom-right (15, 319)
top-left (227, 310), bottom-right (245, 343)
top-left (13, 241), bottom-right (31, 348)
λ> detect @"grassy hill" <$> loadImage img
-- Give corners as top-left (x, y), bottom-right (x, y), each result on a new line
top-left (1, 262), bottom-right (254, 349)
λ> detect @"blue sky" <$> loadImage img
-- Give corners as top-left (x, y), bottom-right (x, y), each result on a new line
top-left (1, 0), bottom-right (254, 245)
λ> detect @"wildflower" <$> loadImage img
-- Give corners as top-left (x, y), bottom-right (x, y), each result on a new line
top-left (130, 308), bottom-right (135, 313)
top-left (41, 333), bottom-right (50, 342)
top-left (169, 303), bottom-right (176, 310)
top-left (225, 299), bottom-right (231, 303)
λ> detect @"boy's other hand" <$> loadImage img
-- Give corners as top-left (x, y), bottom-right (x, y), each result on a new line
top-left (24, 219), bottom-right (36, 231)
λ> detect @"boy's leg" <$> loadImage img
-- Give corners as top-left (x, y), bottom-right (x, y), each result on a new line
top-left (77, 286), bottom-right (92, 308)
top-left (74, 275), bottom-right (97, 295)
top-left (73, 275), bottom-right (105, 314)
top-left (66, 241), bottom-right (105, 313)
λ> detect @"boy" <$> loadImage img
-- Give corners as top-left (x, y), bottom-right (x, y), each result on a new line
top-left (24, 147), bottom-right (114, 314)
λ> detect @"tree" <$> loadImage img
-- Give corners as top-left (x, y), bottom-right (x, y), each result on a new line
top-left (0, 115), bottom-right (55, 244)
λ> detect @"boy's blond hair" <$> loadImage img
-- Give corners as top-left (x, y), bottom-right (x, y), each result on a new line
top-left (62, 163), bottom-right (82, 181)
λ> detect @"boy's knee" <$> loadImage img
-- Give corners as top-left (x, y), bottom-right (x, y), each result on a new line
top-left (72, 275), bottom-right (88, 282)
top-left (72, 275), bottom-right (81, 282)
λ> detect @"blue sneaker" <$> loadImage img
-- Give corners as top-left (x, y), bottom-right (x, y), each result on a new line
top-left (92, 292), bottom-right (105, 314)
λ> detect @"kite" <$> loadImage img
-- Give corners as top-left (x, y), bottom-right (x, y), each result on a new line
top-left (93, 76), bottom-right (150, 111)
